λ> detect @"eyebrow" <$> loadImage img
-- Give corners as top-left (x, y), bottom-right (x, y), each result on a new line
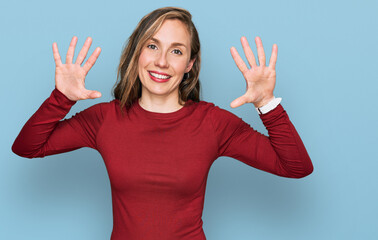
top-left (150, 37), bottom-right (187, 49)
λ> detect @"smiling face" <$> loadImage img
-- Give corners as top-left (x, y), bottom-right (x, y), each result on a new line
top-left (138, 19), bottom-right (195, 104)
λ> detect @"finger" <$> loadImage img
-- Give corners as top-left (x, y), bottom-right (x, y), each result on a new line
top-left (75, 37), bottom-right (92, 65)
top-left (255, 36), bottom-right (266, 66)
top-left (230, 47), bottom-right (249, 74)
top-left (230, 95), bottom-right (247, 108)
top-left (240, 36), bottom-right (257, 68)
top-left (52, 42), bottom-right (62, 67)
top-left (66, 36), bottom-right (78, 64)
top-left (269, 44), bottom-right (278, 70)
top-left (83, 89), bottom-right (102, 99)
top-left (82, 47), bottom-right (102, 74)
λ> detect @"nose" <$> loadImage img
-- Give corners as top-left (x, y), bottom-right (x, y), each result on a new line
top-left (154, 51), bottom-right (169, 68)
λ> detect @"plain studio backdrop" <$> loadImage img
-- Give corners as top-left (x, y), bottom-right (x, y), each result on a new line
top-left (1, 0), bottom-right (377, 239)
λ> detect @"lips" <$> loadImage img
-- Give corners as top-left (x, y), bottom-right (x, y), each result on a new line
top-left (148, 71), bottom-right (171, 83)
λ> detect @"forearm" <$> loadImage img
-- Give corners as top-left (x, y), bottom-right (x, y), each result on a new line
top-left (258, 104), bottom-right (313, 178)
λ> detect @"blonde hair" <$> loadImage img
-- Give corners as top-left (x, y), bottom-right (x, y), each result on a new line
top-left (112, 7), bottom-right (201, 115)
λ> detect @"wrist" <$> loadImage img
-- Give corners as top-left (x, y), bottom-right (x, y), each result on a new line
top-left (255, 96), bottom-right (282, 115)
top-left (253, 96), bottom-right (275, 108)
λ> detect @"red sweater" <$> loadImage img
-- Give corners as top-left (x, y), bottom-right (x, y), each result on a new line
top-left (12, 88), bottom-right (313, 240)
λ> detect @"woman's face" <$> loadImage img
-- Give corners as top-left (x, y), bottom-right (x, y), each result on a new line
top-left (138, 19), bottom-right (195, 102)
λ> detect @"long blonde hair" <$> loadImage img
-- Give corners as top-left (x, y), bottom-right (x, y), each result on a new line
top-left (112, 7), bottom-right (201, 115)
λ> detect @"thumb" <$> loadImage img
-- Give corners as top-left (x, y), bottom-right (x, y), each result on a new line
top-left (230, 95), bottom-right (246, 108)
top-left (84, 89), bottom-right (102, 99)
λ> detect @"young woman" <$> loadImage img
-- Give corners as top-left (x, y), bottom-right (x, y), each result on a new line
top-left (12, 7), bottom-right (313, 240)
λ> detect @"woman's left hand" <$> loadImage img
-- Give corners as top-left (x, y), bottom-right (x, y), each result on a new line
top-left (230, 36), bottom-right (278, 108)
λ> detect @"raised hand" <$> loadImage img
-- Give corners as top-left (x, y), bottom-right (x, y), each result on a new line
top-left (230, 36), bottom-right (277, 108)
top-left (53, 36), bottom-right (102, 101)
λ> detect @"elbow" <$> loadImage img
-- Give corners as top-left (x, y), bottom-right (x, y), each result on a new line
top-left (291, 161), bottom-right (314, 179)
top-left (11, 141), bottom-right (23, 157)
top-left (279, 157), bottom-right (314, 179)
top-left (302, 157), bottom-right (314, 178)
top-left (295, 165), bottom-right (314, 179)
top-left (12, 143), bottom-right (27, 158)
top-left (11, 141), bottom-right (38, 159)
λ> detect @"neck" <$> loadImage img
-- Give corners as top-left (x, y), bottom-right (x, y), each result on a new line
top-left (138, 92), bottom-right (185, 113)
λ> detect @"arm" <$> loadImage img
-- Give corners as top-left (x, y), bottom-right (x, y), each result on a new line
top-left (221, 36), bottom-right (312, 178)
top-left (12, 88), bottom-right (106, 158)
top-left (210, 103), bottom-right (313, 178)
top-left (12, 36), bottom-right (105, 158)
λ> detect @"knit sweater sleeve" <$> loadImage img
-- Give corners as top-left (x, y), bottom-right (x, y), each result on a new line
top-left (12, 88), bottom-right (106, 158)
top-left (209, 104), bottom-right (313, 178)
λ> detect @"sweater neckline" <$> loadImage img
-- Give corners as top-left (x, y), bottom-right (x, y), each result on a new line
top-left (134, 98), bottom-right (194, 119)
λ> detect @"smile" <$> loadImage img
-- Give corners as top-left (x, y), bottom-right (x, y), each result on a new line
top-left (148, 71), bottom-right (171, 82)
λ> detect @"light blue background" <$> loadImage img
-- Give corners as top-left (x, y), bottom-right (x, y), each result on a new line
top-left (1, 0), bottom-right (377, 239)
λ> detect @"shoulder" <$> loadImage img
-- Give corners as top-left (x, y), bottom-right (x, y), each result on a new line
top-left (190, 100), bottom-right (221, 112)
top-left (195, 100), bottom-right (239, 119)
top-left (82, 100), bottom-right (113, 113)
top-left (191, 100), bottom-right (244, 127)
top-left (71, 99), bottom-right (116, 122)
top-left (196, 101), bottom-right (251, 141)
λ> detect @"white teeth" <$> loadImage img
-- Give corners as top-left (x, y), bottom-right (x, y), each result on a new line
top-left (150, 72), bottom-right (170, 79)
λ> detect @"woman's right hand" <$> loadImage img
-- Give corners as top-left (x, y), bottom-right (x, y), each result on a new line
top-left (52, 36), bottom-right (102, 101)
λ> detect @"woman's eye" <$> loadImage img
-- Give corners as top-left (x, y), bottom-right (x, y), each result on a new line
top-left (172, 49), bottom-right (182, 55)
top-left (147, 44), bottom-right (157, 50)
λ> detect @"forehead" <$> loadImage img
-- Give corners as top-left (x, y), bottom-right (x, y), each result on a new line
top-left (151, 19), bottom-right (191, 46)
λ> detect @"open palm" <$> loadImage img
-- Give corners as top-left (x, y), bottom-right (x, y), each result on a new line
top-left (53, 36), bottom-right (102, 101)
top-left (230, 36), bottom-right (277, 108)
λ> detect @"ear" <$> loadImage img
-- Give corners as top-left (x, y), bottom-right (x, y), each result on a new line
top-left (185, 57), bottom-right (196, 73)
